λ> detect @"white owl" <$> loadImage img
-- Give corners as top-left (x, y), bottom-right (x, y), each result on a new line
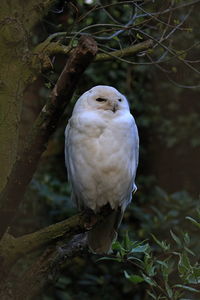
top-left (65, 85), bottom-right (139, 254)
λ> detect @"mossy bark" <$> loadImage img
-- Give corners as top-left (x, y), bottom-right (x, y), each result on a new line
top-left (0, 212), bottom-right (86, 278)
top-left (0, 0), bottom-right (56, 192)
top-left (0, 20), bottom-right (28, 192)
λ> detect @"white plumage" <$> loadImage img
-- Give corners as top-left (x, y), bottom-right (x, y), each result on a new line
top-left (65, 85), bottom-right (139, 253)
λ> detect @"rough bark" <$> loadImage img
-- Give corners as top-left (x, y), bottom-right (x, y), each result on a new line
top-left (15, 235), bottom-right (87, 300)
top-left (0, 36), bottom-right (98, 238)
top-left (0, 0), bottom-right (58, 193)
top-left (0, 206), bottom-right (111, 281)
top-left (0, 206), bottom-right (113, 299)
top-left (0, 234), bottom-right (87, 300)
top-left (0, 2), bottom-right (30, 192)
top-left (0, 212), bottom-right (86, 277)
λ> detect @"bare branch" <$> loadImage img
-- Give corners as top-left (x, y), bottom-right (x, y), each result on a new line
top-left (158, 10), bottom-right (192, 46)
top-left (137, 29), bottom-right (200, 76)
top-left (94, 4), bottom-right (139, 41)
top-left (96, 40), bottom-right (153, 62)
top-left (135, 0), bottom-right (200, 19)
top-left (98, 0), bottom-right (121, 24)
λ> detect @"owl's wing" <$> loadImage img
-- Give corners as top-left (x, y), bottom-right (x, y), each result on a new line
top-left (132, 120), bottom-right (139, 194)
top-left (64, 123), bottom-right (70, 177)
top-left (64, 121), bottom-right (81, 209)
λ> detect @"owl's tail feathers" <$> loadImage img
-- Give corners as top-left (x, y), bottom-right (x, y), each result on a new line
top-left (87, 207), bottom-right (123, 254)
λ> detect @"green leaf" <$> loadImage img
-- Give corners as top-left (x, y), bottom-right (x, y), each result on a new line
top-left (142, 273), bottom-right (156, 287)
top-left (175, 49), bottom-right (187, 60)
top-left (174, 284), bottom-right (200, 293)
top-left (178, 252), bottom-right (192, 279)
top-left (170, 230), bottom-right (182, 247)
top-left (112, 241), bottom-right (126, 255)
top-left (45, 82), bottom-right (52, 89)
top-left (96, 256), bottom-right (122, 263)
top-left (123, 231), bottom-right (133, 251)
top-left (173, 19), bottom-right (180, 25)
top-left (185, 27), bottom-right (193, 32)
top-left (113, 36), bottom-right (120, 42)
top-left (165, 282), bottom-right (173, 298)
top-left (146, 290), bottom-right (157, 299)
top-left (130, 243), bottom-right (149, 253)
top-left (124, 271), bottom-right (144, 283)
top-left (144, 256), bottom-right (156, 277)
top-left (136, 33), bottom-right (143, 40)
top-left (157, 260), bottom-right (168, 268)
top-left (172, 66), bottom-right (177, 73)
top-left (157, 260), bottom-right (170, 281)
top-left (127, 256), bottom-right (143, 264)
top-left (151, 234), bottom-right (170, 251)
top-left (187, 266), bottom-right (200, 284)
top-left (186, 216), bottom-right (200, 229)
top-left (71, 40), bottom-right (78, 47)
top-left (184, 246), bottom-right (195, 256)
top-left (183, 232), bottom-right (190, 245)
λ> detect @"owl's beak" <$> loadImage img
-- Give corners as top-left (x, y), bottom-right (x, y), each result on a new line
top-left (112, 103), bottom-right (118, 113)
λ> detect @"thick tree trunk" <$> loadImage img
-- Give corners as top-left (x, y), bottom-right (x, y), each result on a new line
top-left (0, 40), bottom-right (23, 192)
top-left (0, 60), bottom-right (33, 191)
top-left (0, 0), bottom-right (46, 192)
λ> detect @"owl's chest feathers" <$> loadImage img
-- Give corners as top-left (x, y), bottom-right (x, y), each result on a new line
top-left (69, 111), bottom-right (134, 176)
top-left (71, 110), bottom-right (132, 142)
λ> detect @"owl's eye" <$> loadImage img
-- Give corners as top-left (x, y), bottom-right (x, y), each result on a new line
top-left (96, 98), bottom-right (107, 102)
top-left (118, 99), bottom-right (122, 102)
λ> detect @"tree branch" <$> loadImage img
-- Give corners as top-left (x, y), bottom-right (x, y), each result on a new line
top-left (0, 206), bottom-right (112, 292)
top-left (34, 39), bottom-right (153, 70)
top-left (32, 41), bottom-right (72, 70)
top-left (0, 234), bottom-right (88, 300)
top-left (96, 39), bottom-right (153, 62)
top-left (0, 36), bottom-right (98, 239)
top-left (0, 212), bottom-right (85, 276)
top-left (14, 234), bottom-right (87, 300)
top-left (0, 207), bottom-right (111, 276)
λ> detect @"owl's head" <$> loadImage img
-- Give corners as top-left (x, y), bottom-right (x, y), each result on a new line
top-left (73, 85), bottom-right (130, 114)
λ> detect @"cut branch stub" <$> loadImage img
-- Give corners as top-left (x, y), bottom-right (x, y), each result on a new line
top-left (0, 36), bottom-right (98, 238)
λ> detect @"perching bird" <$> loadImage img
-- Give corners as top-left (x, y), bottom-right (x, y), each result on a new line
top-left (65, 85), bottom-right (139, 254)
